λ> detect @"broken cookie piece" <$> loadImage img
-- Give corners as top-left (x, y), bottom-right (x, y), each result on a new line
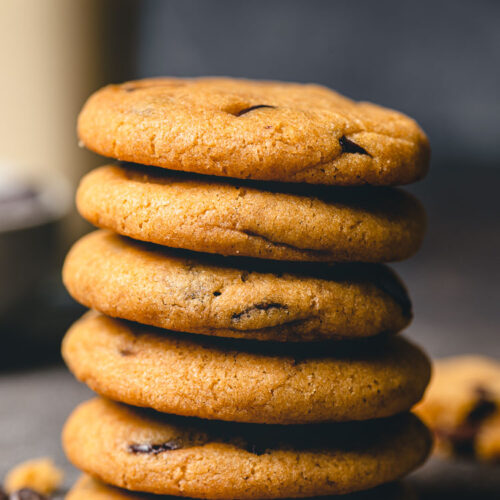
top-left (415, 355), bottom-right (500, 461)
top-left (3, 458), bottom-right (63, 497)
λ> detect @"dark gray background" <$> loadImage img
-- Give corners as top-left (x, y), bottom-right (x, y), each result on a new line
top-left (138, 0), bottom-right (500, 167)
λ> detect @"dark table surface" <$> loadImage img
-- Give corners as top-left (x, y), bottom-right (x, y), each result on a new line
top-left (1, 165), bottom-right (499, 498)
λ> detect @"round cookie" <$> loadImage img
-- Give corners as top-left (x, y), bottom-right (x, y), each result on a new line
top-left (77, 164), bottom-right (426, 263)
top-left (63, 398), bottom-right (431, 499)
top-left (67, 475), bottom-right (417, 500)
top-left (63, 312), bottom-right (431, 424)
top-left (62, 230), bottom-right (413, 342)
top-left (77, 78), bottom-right (430, 186)
top-left (415, 355), bottom-right (500, 461)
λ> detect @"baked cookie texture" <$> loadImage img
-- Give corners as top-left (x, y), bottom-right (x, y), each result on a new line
top-left (77, 164), bottom-right (426, 263)
top-left (415, 355), bottom-right (500, 461)
top-left (63, 312), bottom-right (430, 424)
top-left (64, 76), bottom-right (432, 498)
top-left (63, 398), bottom-right (431, 499)
top-left (62, 230), bottom-right (412, 342)
top-left (67, 475), bottom-right (417, 500)
top-left (77, 78), bottom-right (430, 186)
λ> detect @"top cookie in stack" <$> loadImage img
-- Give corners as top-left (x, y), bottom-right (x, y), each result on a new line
top-left (62, 77), bottom-right (431, 499)
top-left (78, 78), bottom-right (429, 186)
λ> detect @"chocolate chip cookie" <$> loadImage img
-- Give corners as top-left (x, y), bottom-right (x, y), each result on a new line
top-left (62, 312), bottom-right (430, 424)
top-left (63, 398), bottom-right (431, 499)
top-left (77, 164), bottom-right (426, 262)
top-left (77, 78), bottom-right (430, 186)
top-left (415, 355), bottom-right (500, 461)
top-left (62, 230), bottom-right (413, 342)
top-left (67, 475), bottom-right (417, 500)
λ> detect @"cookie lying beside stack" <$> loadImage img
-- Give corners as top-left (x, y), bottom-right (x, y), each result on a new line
top-left (416, 356), bottom-right (500, 462)
top-left (62, 78), bottom-right (432, 499)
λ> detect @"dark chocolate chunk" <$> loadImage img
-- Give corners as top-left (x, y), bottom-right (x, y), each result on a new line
top-left (439, 390), bottom-right (497, 457)
top-left (231, 302), bottom-right (288, 322)
top-left (436, 424), bottom-right (477, 456)
top-left (236, 105), bottom-right (275, 116)
top-left (128, 440), bottom-right (182, 454)
top-left (339, 136), bottom-right (370, 156)
top-left (466, 389), bottom-right (497, 425)
top-left (9, 489), bottom-right (47, 500)
top-left (119, 348), bottom-right (136, 356)
top-left (213, 291), bottom-right (222, 297)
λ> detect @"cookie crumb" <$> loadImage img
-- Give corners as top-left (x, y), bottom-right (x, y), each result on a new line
top-left (4, 458), bottom-right (63, 496)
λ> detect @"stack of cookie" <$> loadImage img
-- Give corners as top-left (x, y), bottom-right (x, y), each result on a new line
top-left (62, 78), bottom-right (432, 499)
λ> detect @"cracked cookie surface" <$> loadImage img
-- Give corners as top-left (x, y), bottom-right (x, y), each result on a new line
top-left (67, 475), bottom-right (418, 500)
top-left (63, 312), bottom-right (430, 424)
top-left (62, 230), bottom-right (413, 342)
top-left (415, 355), bottom-right (500, 461)
top-left (77, 164), bottom-right (426, 262)
top-left (77, 77), bottom-right (430, 186)
top-left (63, 398), bottom-right (431, 499)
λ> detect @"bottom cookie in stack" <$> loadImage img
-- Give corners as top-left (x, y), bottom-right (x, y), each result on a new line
top-left (67, 475), bottom-right (418, 500)
top-left (63, 398), bottom-right (430, 499)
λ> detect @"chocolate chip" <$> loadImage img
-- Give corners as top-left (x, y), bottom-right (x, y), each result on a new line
top-left (231, 303), bottom-right (288, 322)
top-left (339, 136), bottom-right (370, 156)
top-left (128, 440), bottom-right (182, 454)
top-left (236, 105), bottom-right (275, 116)
top-left (119, 348), bottom-right (136, 356)
top-left (213, 291), bottom-right (221, 297)
top-left (436, 424), bottom-right (477, 456)
top-left (9, 489), bottom-right (47, 500)
top-left (438, 390), bottom-right (497, 457)
top-left (466, 389), bottom-right (497, 424)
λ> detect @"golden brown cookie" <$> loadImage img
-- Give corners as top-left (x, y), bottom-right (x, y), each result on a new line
top-left (66, 475), bottom-right (418, 500)
top-left (63, 398), bottom-right (431, 499)
top-left (415, 355), bottom-right (500, 462)
top-left (62, 230), bottom-right (413, 342)
top-left (3, 458), bottom-right (63, 496)
top-left (67, 476), bottom-right (137, 500)
top-left (77, 164), bottom-right (426, 263)
top-left (62, 312), bottom-right (430, 424)
top-left (77, 78), bottom-right (430, 186)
